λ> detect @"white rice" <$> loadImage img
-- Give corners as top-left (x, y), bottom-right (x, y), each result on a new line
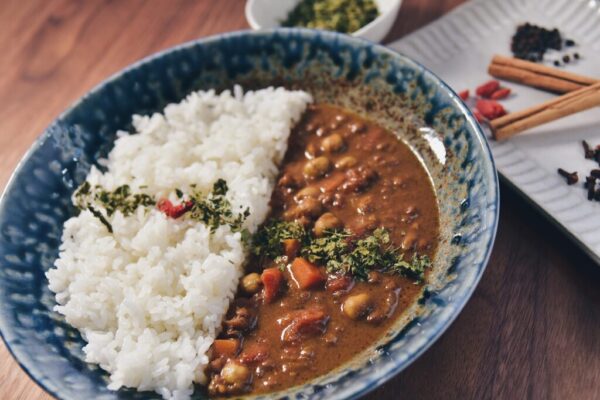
top-left (46, 86), bottom-right (312, 399)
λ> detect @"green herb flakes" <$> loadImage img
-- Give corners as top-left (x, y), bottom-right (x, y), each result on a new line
top-left (282, 0), bottom-right (379, 34)
top-left (250, 222), bottom-right (431, 282)
top-left (73, 179), bottom-right (249, 234)
top-left (251, 220), bottom-right (307, 260)
top-left (187, 179), bottom-right (249, 233)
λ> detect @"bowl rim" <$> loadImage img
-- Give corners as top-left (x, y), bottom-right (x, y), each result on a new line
top-left (0, 28), bottom-right (499, 400)
top-left (244, 0), bottom-right (404, 37)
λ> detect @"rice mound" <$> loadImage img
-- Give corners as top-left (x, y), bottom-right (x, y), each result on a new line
top-left (46, 86), bottom-right (312, 399)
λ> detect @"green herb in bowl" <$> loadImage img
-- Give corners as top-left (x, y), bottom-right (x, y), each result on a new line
top-left (282, 0), bottom-right (379, 34)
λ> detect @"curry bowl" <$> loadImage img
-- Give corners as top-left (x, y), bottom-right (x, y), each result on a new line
top-left (0, 29), bottom-right (498, 399)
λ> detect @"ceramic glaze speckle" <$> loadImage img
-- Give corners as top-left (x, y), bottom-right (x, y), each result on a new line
top-left (0, 29), bottom-right (498, 400)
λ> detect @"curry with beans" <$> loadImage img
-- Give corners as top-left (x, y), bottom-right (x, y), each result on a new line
top-left (207, 104), bottom-right (439, 396)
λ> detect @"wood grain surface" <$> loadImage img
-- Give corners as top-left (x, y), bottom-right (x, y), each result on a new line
top-left (1, 1), bottom-right (599, 399)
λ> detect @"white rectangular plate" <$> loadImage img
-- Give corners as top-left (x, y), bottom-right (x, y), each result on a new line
top-left (390, 0), bottom-right (600, 263)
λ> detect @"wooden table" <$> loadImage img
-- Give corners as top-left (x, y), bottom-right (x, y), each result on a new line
top-left (1, 1), bottom-right (599, 399)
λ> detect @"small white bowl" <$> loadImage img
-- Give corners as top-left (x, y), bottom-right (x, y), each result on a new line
top-left (245, 0), bottom-right (403, 43)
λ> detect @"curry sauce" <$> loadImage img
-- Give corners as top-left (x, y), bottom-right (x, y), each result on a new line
top-left (207, 104), bottom-right (439, 396)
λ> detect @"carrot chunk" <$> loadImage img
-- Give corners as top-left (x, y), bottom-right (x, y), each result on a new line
top-left (212, 339), bottom-right (239, 358)
top-left (290, 257), bottom-right (325, 290)
top-left (282, 238), bottom-right (300, 259)
top-left (261, 267), bottom-right (283, 304)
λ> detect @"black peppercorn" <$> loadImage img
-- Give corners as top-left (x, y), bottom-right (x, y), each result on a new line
top-left (563, 55), bottom-right (570, 63)
top-left (511, 23), bottom-right (563, 62)
top-left (553, 60), bottom-right (561, 67)
top-left (574, 52), bottom-right (580, 60)
top-left (565, 39), bottom-right (576, 47)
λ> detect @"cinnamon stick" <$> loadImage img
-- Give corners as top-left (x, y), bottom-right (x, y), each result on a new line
top-left (488, 55), bottom-right (598, 94)
top-left (491, 82), bottom-right (600, 141)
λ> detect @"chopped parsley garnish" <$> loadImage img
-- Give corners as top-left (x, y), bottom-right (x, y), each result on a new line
top-left (187, 179), bottom-right (249, 233)
top-left (74, 182), bottom-right (155, 217)
top-left (73, 179), bottom-right (249, 234)
top-left (250, 221), bottom-right (431, 282)
top-left (251, 220), bottom-right (307, 260)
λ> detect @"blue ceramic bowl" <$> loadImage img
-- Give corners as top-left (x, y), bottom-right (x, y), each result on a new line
top-left (0, 29), bottom-right (498, 399)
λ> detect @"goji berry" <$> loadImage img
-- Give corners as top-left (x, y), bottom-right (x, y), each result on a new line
top-left (472, 109), bottom-right (486, 124)
top-left (476, 80), bottom-right (500, 98)
top-left (490, 88), bottom-right (511, 100)
top-left (476, 99), bottom-right (507, 120)
top-left (157, 199), bottom-right (194, 219)
top-left (458, 90), bottom-right (469, 101)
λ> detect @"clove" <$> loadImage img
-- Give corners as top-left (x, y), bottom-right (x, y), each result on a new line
top-left (583, 140), bottom-right (595, 159)
top-left (557, 168), bottom-right (578, 185)
top-left (586, 176), bottom-right (597, 200)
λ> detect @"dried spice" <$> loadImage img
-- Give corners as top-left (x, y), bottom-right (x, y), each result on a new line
top-left (511, 23), bottom-right (562, 61)
top-left (563, 141), bottom-right (600, 201)
top-left (583, 140), bottom-right (594, 159)
top-left (476, 99), bottom-right (507, 120)
top-left (557, 168), bottom-right (578, 185)
top-left (586, 176), bottom-right (596, 200)
top-left (475, 80), bottom-right (500, 98)
top-left (490, 88), bottom-right (511, 100)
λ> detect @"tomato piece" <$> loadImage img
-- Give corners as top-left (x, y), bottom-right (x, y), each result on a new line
top-left (239, 343), bottom-right (269, 364)
top-left (326, 275), bottom-right (354, 293)
top-left (261, 267), bottom-right (283, 304)
top-left (290, 257), bottom-right (325, 290)
top-left (157, 199), bottom-right (193, 218)
top-left (281, 308), bottom-right (329, 342)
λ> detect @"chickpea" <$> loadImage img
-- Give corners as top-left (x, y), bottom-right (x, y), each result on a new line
top-left (296, 186), bottom-right (320, 200)
top-left (305, 143), bottom-right (317, 159)
top-left (241, 273), bottom-right (262, 294)
top-left (297, 197), bottom-right (323, 217)
top-left (335, 155), bottom-right (357, 169)
top-left (314, 212), bottom-right (343, 236)
top-left (321, 133), bottom-right (344, 153)
top-left (342, 293), bottom-right (372, 320)
top-left (286, 198), bottom-right (323, 220)
top-left (220, 361), bottom-right (250, 384)
top-left (303, 156), bottom-right (330, 179)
